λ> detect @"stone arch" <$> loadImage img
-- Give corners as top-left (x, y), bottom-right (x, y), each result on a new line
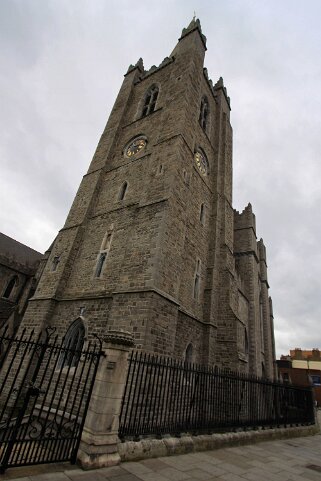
top-left (185, 343), bottom-right (193, 364)
top-left (59, 317), bottom-right (86, 368)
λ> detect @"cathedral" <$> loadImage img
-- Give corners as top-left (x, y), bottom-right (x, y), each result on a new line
top-left (19, 19), bottom-right (276, 378)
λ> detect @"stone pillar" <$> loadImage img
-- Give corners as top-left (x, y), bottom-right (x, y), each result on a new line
top-left (77, 330), bottom-right (134, 470)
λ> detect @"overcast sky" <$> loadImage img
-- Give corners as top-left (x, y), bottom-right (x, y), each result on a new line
top-left (1, 0), bottom-right (321, 358)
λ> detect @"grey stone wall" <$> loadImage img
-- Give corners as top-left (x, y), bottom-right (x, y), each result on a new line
top-left (20, 20), bottom-right (276, 377)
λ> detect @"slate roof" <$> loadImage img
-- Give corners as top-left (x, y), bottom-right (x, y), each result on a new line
top-left (0, 232), bottom-right (43, 271)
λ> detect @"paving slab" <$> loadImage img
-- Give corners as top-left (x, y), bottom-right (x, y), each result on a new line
top-left (1, 414), bottom-right (321, 481)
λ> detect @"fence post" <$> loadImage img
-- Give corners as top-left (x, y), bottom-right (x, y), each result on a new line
top-left (77, 330), bottom-right (134, 470)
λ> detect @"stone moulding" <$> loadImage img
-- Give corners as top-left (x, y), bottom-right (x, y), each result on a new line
top-left (103, 329), bottom-right (135, 347)
top-left (118, 424), bottom-right (319, 463)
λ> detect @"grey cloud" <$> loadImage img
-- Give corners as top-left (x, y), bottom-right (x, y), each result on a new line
top-left (1, 0), bottom-right (321, 357)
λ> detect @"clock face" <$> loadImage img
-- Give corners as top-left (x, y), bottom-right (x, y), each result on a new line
top-left (125, 138), bottom-right (147, 158)
top-left (194, 150), bottom-right (208, 176)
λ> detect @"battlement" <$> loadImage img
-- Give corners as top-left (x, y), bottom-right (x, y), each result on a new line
top-left (234, 203), bottom-right (256, 233)
top-left (127, 56), bottom-right (175, 81)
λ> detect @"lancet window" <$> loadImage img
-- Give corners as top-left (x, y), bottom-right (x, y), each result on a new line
top-left (200, 203), bottom-right (205, 225)
top-left (199, 96), bottom-right (209, 131)
top-left (118, 181), bottom-right (128, 201)
top-left (193, 259), bottom-right (201, 300)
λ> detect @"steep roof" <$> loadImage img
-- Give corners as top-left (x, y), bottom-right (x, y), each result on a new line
top-left (0, 232), bottom-right (43, 271)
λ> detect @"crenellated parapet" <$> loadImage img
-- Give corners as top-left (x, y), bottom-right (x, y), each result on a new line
top-left (126, 56), bottom-right (175, 83)
top-left (202, 69), bottom-right (231, 109)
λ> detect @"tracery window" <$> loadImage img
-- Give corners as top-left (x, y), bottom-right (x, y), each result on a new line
top-left (199, 96), bottom-right (209, 131)
top-left (142, 85), bottom-right (159, 117)
top-left (59, 318), bottom-right (85, 368)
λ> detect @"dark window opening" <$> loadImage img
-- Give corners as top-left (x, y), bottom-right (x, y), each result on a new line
top-left (244, 329), bottom-right (249, 356)
top-left (199, 97), bottom-right (209, 131)
top-left (185, 343), bottom-right (193, 364)
top-left (193, 274), bottom-right (200, 299)
top-left (95, 252), bottom-right (107, 277)
top-left (142, 86), bottom-right (159, 117)
top-left (51, 256), bottom-right (60, 272)
top-left (119, 181), bottom-right (128, 201)
top-left (311, 375), bottom-right (321, 386)
top-left (59, 319), bottom-right (85, 368)
top-left (200, 203), bottom-right (205, 224)
top-left (283, 372), bottom-right (290, 383)
top-left (3, 276), bottom-right (17, 299)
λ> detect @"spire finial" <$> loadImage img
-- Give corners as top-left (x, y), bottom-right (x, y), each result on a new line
top-left (193, 11), bottom-right (196, 21)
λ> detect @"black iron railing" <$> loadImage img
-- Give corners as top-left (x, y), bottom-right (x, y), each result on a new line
top-left (119, 351), bottom-right (315, 440)
top-left (0, 326), bottom-right (102, 473)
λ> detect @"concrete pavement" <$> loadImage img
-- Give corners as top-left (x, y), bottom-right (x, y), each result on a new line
top-left (2, 414), bottom-right (321, 481)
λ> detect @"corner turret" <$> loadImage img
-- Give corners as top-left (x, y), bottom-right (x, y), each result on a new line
top-left (170, 17), bottom-right (207, 62)
top-left (126, 58), bottom-right (145, 76)
top-left (257, 238), bottom-right (269, 287)
top-left (180, 17), bottom-right (207, 48)
top-left (234, 203), bottom-right (257, 255)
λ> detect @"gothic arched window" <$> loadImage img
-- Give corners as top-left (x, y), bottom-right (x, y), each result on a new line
top-left (199, 96), bottom-right (209, 131)
top-left (142, 85), bottom-right (159, 117)
top-left (3, 276), bottom-right (18, 299)
top-left (193, 259), bottom-right (201, 300)
top-left (185, 343), bottom-right (193, 364)
top-left (59, 318), bottom-right (85, 368)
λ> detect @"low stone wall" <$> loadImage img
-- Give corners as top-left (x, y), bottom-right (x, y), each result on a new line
top-left (119, 424), bottom-right (320, 462)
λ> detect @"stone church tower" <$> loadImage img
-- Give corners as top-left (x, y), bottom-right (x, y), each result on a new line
top-left (20, 19), bottom-right (276, 378)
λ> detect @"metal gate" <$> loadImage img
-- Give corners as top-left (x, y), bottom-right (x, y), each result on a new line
top-left (0, 326), bottom-right (102, 473)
